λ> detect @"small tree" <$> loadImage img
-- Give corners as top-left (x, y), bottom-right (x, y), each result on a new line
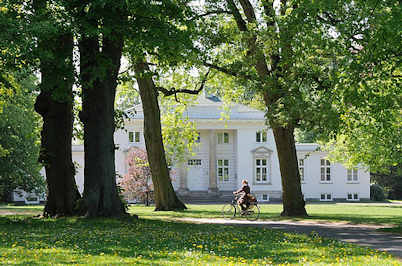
top-left (121, 148), bottom-right (153, 206)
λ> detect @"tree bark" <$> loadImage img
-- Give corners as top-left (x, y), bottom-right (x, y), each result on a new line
top-left (34, 29), bottom-right (81, 217)
top-left (78, 6), bottom-right (127, 217)
top-left (135, 61), bottom-right (186, 211)
top-left (272, 126), bottom-right (307, 216)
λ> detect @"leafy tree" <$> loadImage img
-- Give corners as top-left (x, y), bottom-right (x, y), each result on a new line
top-left (197, 0), bottom-right (400, 216)
top-left (1, 0), bottom-right (82, 216)
top-left (74, 0), bottom-right (128, 217)
top-left (372, 165), bottom-right (402, 200)
top-left (32, 0), bottom-right (81, 217)
top-left (0, 73), bottom-right (44, 202)
top-left (313, 0), bottom-right (401, 174)
top-left (123, 0), bottom-right (205, 211)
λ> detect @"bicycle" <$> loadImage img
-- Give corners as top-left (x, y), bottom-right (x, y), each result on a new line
top-left (222, 195), bottom-right (260, 221)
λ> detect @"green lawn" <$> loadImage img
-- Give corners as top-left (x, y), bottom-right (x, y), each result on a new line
top-left (126, 202), bottom-right (402, 228)
top-left (0, 215), bottom-right (399, 265)
top-left (3, 202), bottom-right (401, 226)
top-left (0, 203), bottom-right (401, 265)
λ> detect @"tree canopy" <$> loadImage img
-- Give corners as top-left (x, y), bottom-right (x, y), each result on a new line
top-left (0, 72), bottom-right (44, 201)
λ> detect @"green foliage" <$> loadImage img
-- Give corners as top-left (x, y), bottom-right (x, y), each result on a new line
top-left (370, 184), bottom-right (386, 202)
top-left (294, 129), bottom-right (317, 143)
top-left (197, 0), bottom-right (401, 173)
top-left (372, 165), bottom-right (402, 200)
top-left (0, 73), bottom-right (44, 200)
top-left (160, 94), bottom-right (199, 165)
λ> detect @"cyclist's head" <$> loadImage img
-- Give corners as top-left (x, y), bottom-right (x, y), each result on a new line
top-left (242, 179), bottom-right (248, 185)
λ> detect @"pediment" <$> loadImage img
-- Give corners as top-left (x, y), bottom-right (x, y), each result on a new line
top-left (251, 146), bottom-right (273, 154)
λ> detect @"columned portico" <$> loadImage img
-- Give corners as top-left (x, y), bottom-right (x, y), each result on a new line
top-left (208, 129), bottom-right (218, 193)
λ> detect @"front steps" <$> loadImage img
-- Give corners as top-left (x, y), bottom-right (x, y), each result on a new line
top-left (177, 191), bottom-right (234, 204)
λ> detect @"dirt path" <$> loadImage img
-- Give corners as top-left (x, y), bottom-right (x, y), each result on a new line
top-left (179, 218), bottom-right (402, 260)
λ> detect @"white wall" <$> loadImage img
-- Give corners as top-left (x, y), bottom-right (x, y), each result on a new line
top-left (298, 151), bottom-right (370, 200)
top-left (69, 119), bottom-right (370, 202)
top-left (72, 149), bottom-right (85, 194)
top-left (235, 123), bottom-right (282, 198)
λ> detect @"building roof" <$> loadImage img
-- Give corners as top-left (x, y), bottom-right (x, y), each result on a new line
top-left (126, 95), bottom-right (265, 121)
top-left (295, 143), bottom-right (320, 151)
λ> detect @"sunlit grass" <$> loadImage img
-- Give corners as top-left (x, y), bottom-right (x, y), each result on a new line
top-left (0, 215), bottom-right (399, 265)
top-left (127, 202), bottom-right (402, 226)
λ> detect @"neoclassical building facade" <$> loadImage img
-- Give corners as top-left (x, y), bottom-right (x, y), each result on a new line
top-left (112, 96), bottom-right (369, 202)
top-left (12, 96), bottom-right (370, 204)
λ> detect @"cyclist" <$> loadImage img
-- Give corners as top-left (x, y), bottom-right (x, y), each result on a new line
top-left (233, 179), bottom-right (250, 212)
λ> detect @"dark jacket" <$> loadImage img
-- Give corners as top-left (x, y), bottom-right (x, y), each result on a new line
top-left (235, 184), bottom-right (250, 195)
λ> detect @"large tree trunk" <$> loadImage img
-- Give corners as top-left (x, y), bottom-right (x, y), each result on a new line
top-left (135, 61), bottom-right (186, 211)
top-left (272, 126), bottom-right (307, 216)
top-left (33, 26), bottom-right (81, 217)
top-left (225, 0), bottom-right (308, 217)
top-left (78, 6), bottom-right (127, 217)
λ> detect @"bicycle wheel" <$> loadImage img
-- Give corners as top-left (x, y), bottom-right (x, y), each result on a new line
top-left (222, 204), bottom-right (236, 219)
top-left (245, 204), bottom-right (260, 221)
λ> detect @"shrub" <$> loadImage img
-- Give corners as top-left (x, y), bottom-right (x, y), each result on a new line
top-left (120, 148), bottom-right (154, 206)
top-left (370, 184), bottom-right (385, 201)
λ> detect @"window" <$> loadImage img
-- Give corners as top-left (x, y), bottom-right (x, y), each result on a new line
top-left (320, 193), bottom-right (332, 201)
top-left (261, 194), bottom-right (269, 201)
top-left (195, 132), bottom-right (201, 143)
top-left (320, 159), bottom-right (331, 182)
top-left (217, 159), bottom-right (229, 182)
top-left (299, 159), bottom-right (305, 182)
top-left (188, 159), bottom-right (202, 166)
top-left (256, 131), bottom-right (267, 143)
top-left (347, 168), bottom-right (358, 182)
top-left (217, 132), bottom-right (229, 144)
top-left (347, 193), bottom-right (359, 201)
top-left (255, 158), bottom-right (268, 183)
top-left (129, 131), bottom-right (140, 143)
top-left (354, 193), bottom-right (359, 200)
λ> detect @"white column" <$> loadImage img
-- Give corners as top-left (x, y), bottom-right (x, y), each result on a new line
top-left (178, 162), bottom-right (189, 194)
top-left (208, 129), bottom-right (218, 193)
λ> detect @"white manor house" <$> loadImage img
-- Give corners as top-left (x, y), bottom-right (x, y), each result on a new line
top-left (13, 95), bottom-right (370, 204)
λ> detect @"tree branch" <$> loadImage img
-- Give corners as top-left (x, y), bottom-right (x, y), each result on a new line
top-left (203, 62), bottom-right (253, 79)
top-left (191, 10), bottom-right (233, 20)
top-left (226, 0), bottom-right (248, 31)
top-left (239, 0), bottom-right (257, 23)
top-left (157, 70), bottom-right (211, 99)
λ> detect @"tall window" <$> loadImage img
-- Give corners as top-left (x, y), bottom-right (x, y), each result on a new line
top-left (347, 168), bottom-right (358, 182)
top-left (255, 158), bottom-right (268, 183)
top-left (129, 131), bottom-right (140, 143)
top-left (256, 131), bottom-right (267, 143)
top-left (217, 132), bottom-right (229, 144)
top-left (320, 159), bottom-right (331, 182)
top-left (298, 159), bottom-right (305, 182)
top-left (217, 159), bottom-right (229, 182)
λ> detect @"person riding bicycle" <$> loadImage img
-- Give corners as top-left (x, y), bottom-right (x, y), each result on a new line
top-left (233, 179), bottom-right (251, 212)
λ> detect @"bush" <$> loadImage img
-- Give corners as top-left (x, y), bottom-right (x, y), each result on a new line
top-left (370, 184), bottom-right (385, 201)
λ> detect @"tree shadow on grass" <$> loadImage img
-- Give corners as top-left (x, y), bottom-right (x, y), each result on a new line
top-left (0, 216), bottom-right (391, 265)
